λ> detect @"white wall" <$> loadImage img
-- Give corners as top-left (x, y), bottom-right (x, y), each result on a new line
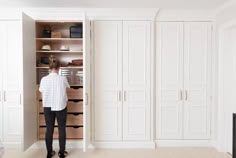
top-left (0, 9), bottom-right (22, 20)
top-left (215, 0), bottom-right (236, 152)
top-left (215, 1), bottom-right (236, 25)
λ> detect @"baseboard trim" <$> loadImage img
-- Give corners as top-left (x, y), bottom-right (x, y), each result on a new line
top-left (30, 140), bottom-right (84, 149)
top-left (211, 140), bottom-right (218, 149)
top-left (155, 140), bottom-right (212, 147)
top-left (2, 142), bottom-right (22, 149)
top-left (92, 141), bottom-right (155, 148)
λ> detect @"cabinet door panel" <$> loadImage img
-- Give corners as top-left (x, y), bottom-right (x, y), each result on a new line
top-left (183, 22), bottom-right (211, 139)
top-left (123, 21), bottom-right (151, 140)
top-left (0, 22), bottom-right (4, 141)
top-left (94, 21), bottom-right (123, 140)
top-left (2, 21), bottom-right (22, 91)
top-left (156, 22), bottom-right (184, 139)
top-left (22, 13), bottom-right (37, 150)
top-left (83, 16), bottom-right (91, 151)
top-left (2, 21), bottom-right (23, 142)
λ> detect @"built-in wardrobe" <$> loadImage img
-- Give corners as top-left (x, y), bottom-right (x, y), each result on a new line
top-left (0, 9), bottom-right (214, 150)
top-left (156, 22), bottom-right (212, 141)
top-left (0, 20), bottom-right (23, 145)
top-left (0, 12), bottom-right (91, 151)
top-left (93, 20), bottom-right (152, 143)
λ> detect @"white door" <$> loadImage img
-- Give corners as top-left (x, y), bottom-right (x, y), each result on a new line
top-left (22, 13), bottom-right (37, 150)
top-left (156, 22), bottom-right (184, 139)
top-left (183, 22), bottom-right (211, 139)
top-left (83, 15), bottom-right (91, 152)
top-left (94, 21), bottom-right (123, 140)
top-left (225, 29), bottom-right (236, 154)
top-left (2, 21), bottom-right (23, 142)
top-left (122, 21), bottom-right (151, 140)
top-left (0, 22), bottom-right (4, 141)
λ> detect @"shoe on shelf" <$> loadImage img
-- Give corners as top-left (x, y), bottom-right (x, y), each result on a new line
top-left (58, 151), bottom-right (68, 158)
top-left (47, 150), bottom-right (56, 158)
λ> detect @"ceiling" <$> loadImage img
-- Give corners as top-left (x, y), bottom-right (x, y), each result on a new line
top-left (0, 0), bottom-right (230, 9)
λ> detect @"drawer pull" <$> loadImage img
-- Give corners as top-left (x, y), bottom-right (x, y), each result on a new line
top-left (185, 90), bottom-right (187, 100)
top-left (119, 91), bottom-right (121, 101)
top-left (124, 91), bottom-right (126, 101)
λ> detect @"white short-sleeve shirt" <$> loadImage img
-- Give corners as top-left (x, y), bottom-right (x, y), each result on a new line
top-left (39, 72), bottom-right (70, 111)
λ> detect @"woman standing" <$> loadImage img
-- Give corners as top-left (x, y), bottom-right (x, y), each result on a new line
top-left (39, 57), bottom-right (70, 158)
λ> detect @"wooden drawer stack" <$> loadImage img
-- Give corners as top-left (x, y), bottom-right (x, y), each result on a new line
top-left (38, 87), bottom-right (83, 139)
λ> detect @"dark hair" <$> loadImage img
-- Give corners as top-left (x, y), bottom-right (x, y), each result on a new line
top-left (49, 56), bottom-right (60, 70)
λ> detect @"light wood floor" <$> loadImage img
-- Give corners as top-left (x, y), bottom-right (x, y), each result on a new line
top-left (3, 147), bottom-right (231, 158)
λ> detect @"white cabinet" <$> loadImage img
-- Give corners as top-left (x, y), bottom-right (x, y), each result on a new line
top-left (0, 23), bottom-right (3, 141)
top-left (21, 15), bottom-right (91, 151)
top-left (0, 21), bottom-right (23, 143)
top-left (156, 22), bottom-right (212, 140)
top-left (82, 16), bottom-right (91, 151)
top-left (183, 22), bottom-right (212, 139)
top-left (94, 21), bottom-right (123, 141)
top-left (122, 21), bottom-right (151, 140)
top-left (94, 20), bottom-right (151, 141)
top-left (156, 22), bottom-right (184, 139)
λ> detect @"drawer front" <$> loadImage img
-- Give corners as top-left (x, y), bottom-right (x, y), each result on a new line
top-left (67, 127), bottom-right (83, 139)
top-left (39, 114), bottom-right (45, 126)
top-left (38, 88), bottom-right (83, 100)
top-left (39, 101), bottom-right (83, 113)
top-left (38, 127), bottom-right (83, 139)
top-left (67, 114), bottom-right (83, 126)
top-left (38, 91), bottom-right (42, 100)
top-left (39, 102), bottom-right (43, 113)
top-left (39, 114), bottom-right (83, 126)
top-left (39, 127), bottom-right (59, 139)
top-left (67, 88), bottom-right (83, 99)
top-left (39, 114), bottom-right (58, 126)
top-left (67, 101), bottom-right (83, 112)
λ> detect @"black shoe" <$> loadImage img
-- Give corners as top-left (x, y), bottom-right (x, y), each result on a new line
top-left (47, 150), bottom-right (56, 158)
top-left (58, 151), bottom-right (68, 158)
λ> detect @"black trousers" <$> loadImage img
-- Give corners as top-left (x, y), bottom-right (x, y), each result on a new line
top-left (44, 107), bottom-right (67, 153)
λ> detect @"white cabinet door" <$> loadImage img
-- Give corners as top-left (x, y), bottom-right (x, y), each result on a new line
top-left (0, 22), bottom-right (4, 141)
top-left (156, 22), bottom-right (184, 139)
top-left (2, 21), bottom-right (23, 142)
top-left (83, 15), bottom-right (91, 151)
top-left (22, 13), bottom-right (37, 150)
top-left (183, 22), bottom-right (211, 139)
top-left (94, 21), bottom-right (123, 140)
top-left (123, 21), bottom-right (151, 140)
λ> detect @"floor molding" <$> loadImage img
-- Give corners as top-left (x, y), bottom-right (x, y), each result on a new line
top-left (92, 141), bottom-right (155, 148)
top-left (156, 140), bottom-right (213, 147)
top-left (2, 142), bottom-right (22, 149)
top-left (30, 140), bottom-right (84, 149)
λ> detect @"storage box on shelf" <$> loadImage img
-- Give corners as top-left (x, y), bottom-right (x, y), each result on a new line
top-left (36, 21), bottom-right (84, 140)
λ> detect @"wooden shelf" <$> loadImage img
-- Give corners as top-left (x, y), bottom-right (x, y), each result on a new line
top-left (36, 38), bottom-right (83, 41)
top-left (36, 66), bottom-right (83, 69)
top-left (36, 50), bottom-right (83, 53)
top-left (70, 84), bottom-right (83, 87)
top-left (37, 84), bottom-right (83, 87)
top-left (39, 125), bottom-right (83, 128)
